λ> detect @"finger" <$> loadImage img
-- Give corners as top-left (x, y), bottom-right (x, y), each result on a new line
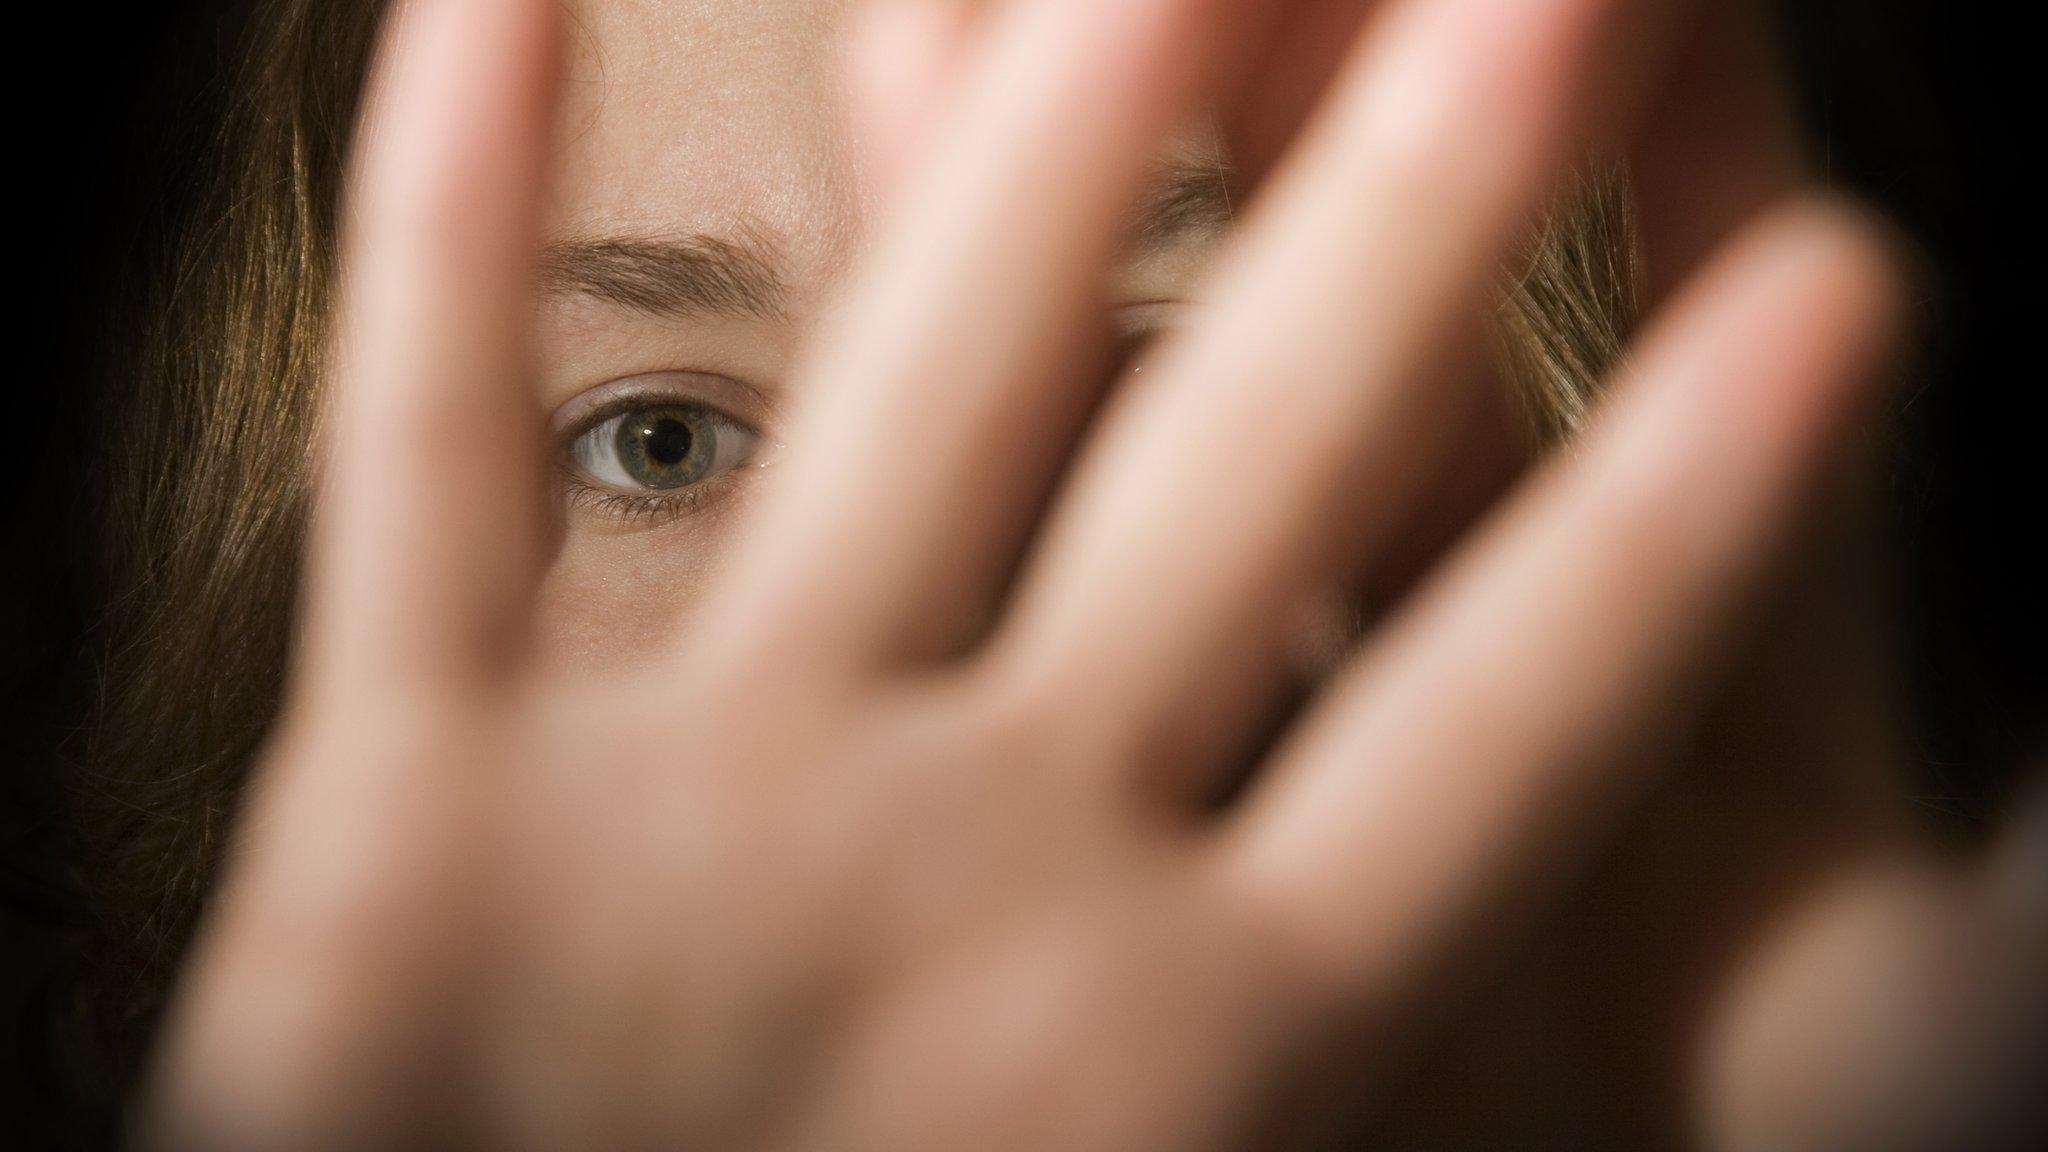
top-left (1217, 4), bottom-right (1801, 435)
top-left (1701, 847), bottom-right (2048, 1152)
top-left (150, 4), bottom-right (563, 1134)
top-left (300, 0), bottom-right (562, 696)
top-left (704, 0), bottom-right (1248, 667)
top-left (1217, 199), bottom-right (1912, 1008)
top-left (846, 0), bottom-right (979, 202)
top-left (990, 0), bottom-right (1697, 790)
top-left (1991, 773), bottom-right (2048, 929)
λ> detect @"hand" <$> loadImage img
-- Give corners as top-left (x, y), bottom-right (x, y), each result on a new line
top-left (146, 0), bottom-right (1948, 1148)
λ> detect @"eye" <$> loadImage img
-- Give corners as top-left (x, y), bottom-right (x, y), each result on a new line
top-left (566, 401), bottom-right (763, 493)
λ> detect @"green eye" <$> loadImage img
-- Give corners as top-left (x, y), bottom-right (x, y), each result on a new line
top-left (616, 405), bottom-right (711, 488)
top-left (568, 402), bottom-right (762, 492)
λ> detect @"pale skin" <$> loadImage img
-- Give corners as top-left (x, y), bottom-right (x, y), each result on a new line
top-left (149, 0), bottom-right (2046, 1148)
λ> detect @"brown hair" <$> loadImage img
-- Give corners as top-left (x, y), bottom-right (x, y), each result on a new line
top-left (74, 0), bottom-right (1638, 1108)
top-left (77, 0), bottom-right (386, 1102)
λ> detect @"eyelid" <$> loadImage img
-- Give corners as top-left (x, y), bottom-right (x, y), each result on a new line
top-left (1112, 300), bottom-right (1194, 340)
top-left (549, 370), bottom-right (777, 435)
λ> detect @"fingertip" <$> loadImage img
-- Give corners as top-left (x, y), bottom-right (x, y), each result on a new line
top-left (1772, 194), bottom-right (1926, 432)
top-left (312, 0), bottom-right (564, 695)
top-left (1695, 860), bottom-right (1964, 1152)
top-left (355, 0), bottom-right (563, 216)
top-left (845, 0), bottom-right (973, 199)
top-left (1781, 193), bottom-right (1924, 317)
top-left (1989, 776), bottom-right (2048, 930)
top-left (1699, 856), bottom-right (2048, 1152)
top-left (1647, 193), bottom-right (1922, 456)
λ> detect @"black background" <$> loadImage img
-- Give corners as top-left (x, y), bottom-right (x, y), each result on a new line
top-left (5, 2), bottom-right (2041, 1145)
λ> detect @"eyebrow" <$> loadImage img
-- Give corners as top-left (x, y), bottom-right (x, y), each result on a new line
top-left (1126, 155), bottom-right (1237, 254)
top-left (539, 158), bottom-right (1235, 325)
top-left (539, 225), bottom-right (789, 324)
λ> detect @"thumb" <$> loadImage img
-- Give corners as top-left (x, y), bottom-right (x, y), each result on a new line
top-left (1700, 846), bottom-right (2048, 1152)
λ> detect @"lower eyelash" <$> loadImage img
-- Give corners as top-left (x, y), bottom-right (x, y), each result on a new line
top-left (559, 473), bottom-right (713, 527)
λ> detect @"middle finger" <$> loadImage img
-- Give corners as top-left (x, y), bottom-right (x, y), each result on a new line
top-left (698, 0), bottom-right (1245, 671)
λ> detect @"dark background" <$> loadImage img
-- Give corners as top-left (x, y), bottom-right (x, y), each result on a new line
top-left (5, 2), bottom-right (2040, 1145)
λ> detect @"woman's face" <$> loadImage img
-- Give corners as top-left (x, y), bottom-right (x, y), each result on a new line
top-left (533, 0), bottom-right (1228, 671)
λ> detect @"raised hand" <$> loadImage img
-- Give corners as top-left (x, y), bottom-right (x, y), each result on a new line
top-left (147, 1), bottom-right (1967, 1149)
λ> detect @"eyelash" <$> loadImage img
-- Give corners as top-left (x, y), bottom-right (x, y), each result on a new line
top-left (555, 390), bottom-right (764, 526)
top-left (554, 311), bottom-right (1183, 528)
top-left (559, 477), bottom-right (716, 527)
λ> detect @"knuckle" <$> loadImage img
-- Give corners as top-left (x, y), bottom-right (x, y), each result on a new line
top-left (961, 656), bottom-right (1115, 789)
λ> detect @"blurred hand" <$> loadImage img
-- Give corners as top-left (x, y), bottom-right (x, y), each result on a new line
top-left (150, 0), bottom-right (2039, 1149)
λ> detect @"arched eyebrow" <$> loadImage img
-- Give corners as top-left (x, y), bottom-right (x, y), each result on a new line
top-left (539, 159), bottom-right (1235, 324)
top-left (539, 227), bottom-right (789, 323)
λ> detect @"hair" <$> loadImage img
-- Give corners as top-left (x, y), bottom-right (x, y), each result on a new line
top-left (66, 0), bottom-right (1639, 1122)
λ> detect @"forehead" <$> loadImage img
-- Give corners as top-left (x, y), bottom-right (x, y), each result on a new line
top-left (554, 0), bottom-right (860, 292)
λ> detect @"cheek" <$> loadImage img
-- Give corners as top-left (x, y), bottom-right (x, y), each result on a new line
top-left (532, 512), bottom-right (744, 675)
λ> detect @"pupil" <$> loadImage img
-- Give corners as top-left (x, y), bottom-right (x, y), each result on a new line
top-left (641, 416), bottom-right (695, 467)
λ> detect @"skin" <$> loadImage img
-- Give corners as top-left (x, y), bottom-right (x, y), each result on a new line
top-left (530, 0), bottom-right (1227, 668)
top-left (147, 0), bottom-right (2046, 1148)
